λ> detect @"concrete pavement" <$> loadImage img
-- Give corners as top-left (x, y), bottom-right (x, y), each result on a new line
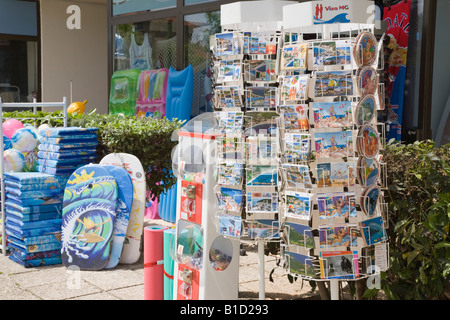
top-left (0, 219), bottom-right (320, 300)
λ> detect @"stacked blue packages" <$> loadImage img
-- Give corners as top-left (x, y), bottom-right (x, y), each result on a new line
top-left (4, 172), bottom-right (65, 267)
top-left (36, 127), bottom-right (98, 178)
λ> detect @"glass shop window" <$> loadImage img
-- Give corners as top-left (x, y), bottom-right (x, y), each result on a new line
top-left (0, 39), bottom-right (38, 103)
top-left (113, 18), bottom-right (177, 72)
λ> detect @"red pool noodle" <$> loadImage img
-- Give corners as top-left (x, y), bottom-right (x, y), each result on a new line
top-left (144, 225), bottom-right (168, 300)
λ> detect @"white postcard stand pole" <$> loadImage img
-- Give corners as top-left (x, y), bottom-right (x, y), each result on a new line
top-left (172, 131), bottom-right (240, 300)
top-left (0, 97), bottom-right (68, 255)
top-left (258, 240), bottom-right (265, 300)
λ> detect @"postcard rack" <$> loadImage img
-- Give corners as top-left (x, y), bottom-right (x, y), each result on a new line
top-left (0, 97), bottom-right (68, 255)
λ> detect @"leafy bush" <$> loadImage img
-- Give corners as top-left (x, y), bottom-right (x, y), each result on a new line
top-left (381, 140), bottom-right (450, 300)
top-left (3, 110), bottom-right (183, 200)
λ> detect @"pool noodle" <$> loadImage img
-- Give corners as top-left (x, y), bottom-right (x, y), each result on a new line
top-left (163, 228), bottom-right (175, 300)
top-left (144, 225), bottom-right (168, 300)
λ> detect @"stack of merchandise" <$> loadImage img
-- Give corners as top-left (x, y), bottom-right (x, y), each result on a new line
top-left (36, 127), bottom-right (99, 185)
top-left (4, 172), bottom-right (65, 267)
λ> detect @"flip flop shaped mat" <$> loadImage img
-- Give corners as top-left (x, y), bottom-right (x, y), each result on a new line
top-left (62, 164), bottom-right (117, 270)
top-left (100, 153), bottom-right (145, 265)
top-left (102, 165), bottom-right (134, 269)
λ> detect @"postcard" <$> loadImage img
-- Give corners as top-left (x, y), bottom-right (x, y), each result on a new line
top-left (216, 111), bottom-right (244, 134)
top-left (359, 216), bottom-right (387, 246)
top-left (247, 219), bottom-right (279, 239)
top-left (320, 250), bottom-right (359, 279)
top-left (285, 222), bottom-right (314, 248)
top-left (285, 191), bottom-right (313, 220)
top-left (218, 187), bottom-right (243, 213)
top-left (244, 60), bottom-right (277, 82)
top-left (357, 124), bottom-right (379, 159)
top-left (361, 185), bottom-right (381, 217)
top-left (215, 32), bottom-right (240, 57)
top-left (313, 40), bottom-right (352, 67)
top-left (281, 163), bottom-right (312, 189)
top-left (313, 101), bottom-right (352, 128)
top-left (216, 60), bottom-right (242, 83)
top-left (314, 71), bottom-right (353, 97)
top-left (214, 86), bottom-right (243, 109)
top-left (358, 66), bottom-right (378, 96)
top-left (322, 162), bottom-right (356, 187)
top-left (217, 136), bottom-right (244, 161)
top-left (314, 130), bottom-right (354, 159)
top-left (244, 111), bottom-right (278, 136)
top-left (319, 224), bottom-right (358, 248)
top-left (217, 162), bottom-right (244, 186)
top-left (281, 43), bottom-right (308, 70)
top-left (280, 75), bottom-right (308, 102)
top-left (317, 192), bottom-right (357, 219)
top-left (246, 192), bottom-right (278, 213)
top-left (284, 132), bottom-right (311, 161)
top-left (246, 136), bottom-right (277, 164)
top-left (357, 157), bottom-right (380, 187)
top-left (246, 165), bottom-right (277, 187)
top-left (243, 32), bottom-right (277, 55)
top-left (218, 214), bottom-right (242, 237)
top-left (285, 251), bottom-right (316, 277)
top-left (245, 86), bottom-right (276, 109)
top-left (279, 104), bottom-right (309, 131)
top-left (355, 95), bottom-right (376, 126)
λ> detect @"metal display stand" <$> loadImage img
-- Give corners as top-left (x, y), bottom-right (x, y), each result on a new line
top-left (0, 97), bottom-right (68, 255)
top-left (213, 0), bottom-right (389, 300)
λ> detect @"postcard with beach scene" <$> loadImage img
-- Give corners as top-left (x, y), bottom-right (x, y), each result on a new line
top-left (316, 162), bottom-right (356, 188)
top-left (314, 71), bottom-right (353, 97)
top-left (246, 165), bottom-right (277, 187)
top-left (314, 130), bottom-right (354, 159)
top-left (244, 111), bottom-right (278, 136)
top-left (247, 219), bottom-right (280, 239)
top-left (313, 40), bottom-right (351, 67)
top-left (284, 132), bottom-right (311, 161)
top-left (319, 250), bottom-right (359, 279)
top-left (317, 192), bottom-right (357, 219)
top-left (218, 186), bottom-right (243, 213)
top-left (285, 191), bottom-right (313, 220)
top-left (244, 60), bottom-right (277, 82)
top-left (279, 104), bottom-right (310, 131)
top-left (243, 32), bottom-right (277, 55)
top-left (319, 224), bottom-right (358, 248)
top-left (281, 43), bottom-right (308, 70)
top-left (281, 163), bottom-right (312, 189)
top-left (216, 60), bottom-right (242, 83)
top-left (286, 251), bottom-right (316, 277)
top-left (285, 222), bottom-right (314, 248)
top-left (216, 111), bottom-right (244, 134)
top-left (246, 192), bottom-right (278, 213)
top-left (215, 86), bottom-right (243, 109)
top-left (280, 75), bottom-right (308, 102)
top-left (245, 86), bottom-right (276, 109)
top-left (357, 157), bottom-right (380, 187)
top-left (215, 32), bottom-right (240, 57)
top-left (217, 162), bottom-right (244, 186)
top-left (218, 214), bottom-right (242, 237)
top-left (313, 101), bottom-right (353, 128)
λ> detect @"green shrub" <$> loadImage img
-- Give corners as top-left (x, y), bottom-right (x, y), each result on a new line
top-left (381, 140), bottom-right (450, 300)
top-left (3, 110), bottom-right (184, 200)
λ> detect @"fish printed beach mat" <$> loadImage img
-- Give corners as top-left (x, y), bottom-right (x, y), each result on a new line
top-left (100, 153), bottom-right (145, 265)
top-left (102, 165), bottom-right (133, 269)
top-left (61, 164), bottom-right (117, 270)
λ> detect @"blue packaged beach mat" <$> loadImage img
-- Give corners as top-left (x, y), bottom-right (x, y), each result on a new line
top-left (4, 172), bottom-right (62, 185)
top-left (39, 134), bottom-right (97, 144)
top-left (5, 200), bottom-right (62, 214)
top-left (5, 186), bottom-right (63, 199)
top-left (8, 239), bottom-right (62, 254)
top-left (5, 193), bottom-right (63, 206)
top-left (38, 142), bottom-right (98, 152)
top-left (39, 127), bottom-right (98, 137)
top-left (37, 165), bottom-right (78, 175)
top-left (5, 180), bottom-right (62, 191)
top-left (37, 157), bottom-right (96, 167)
top-left (37, 150), bottom-right (97, 160)
top-left (5, 224), bottom-right (62, 238)
top-left (5, 215), bottom-right (61, 230)
top-left (5, 207), bottom-right (61, 222)
top-left (5, 231), bottom-right (61, 245)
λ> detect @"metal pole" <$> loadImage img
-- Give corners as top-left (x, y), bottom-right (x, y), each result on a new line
top-left (257, 240), bottom-right (265, 300)
top-left (330, 279), bottom-right (340, 300)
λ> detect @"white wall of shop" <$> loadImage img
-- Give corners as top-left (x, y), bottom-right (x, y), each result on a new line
top-left (40, 0), bottom-right (108, 114)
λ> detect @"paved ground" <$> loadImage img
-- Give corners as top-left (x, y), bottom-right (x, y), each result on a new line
top-left (0, 219), bottom-right (322, 300)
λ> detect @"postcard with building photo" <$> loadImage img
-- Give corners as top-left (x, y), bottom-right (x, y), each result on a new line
top-left (279, 104), bottom-right (309, 131)
top-left (284, 132), bottom-right (311, 161)
top-left (218, 213), bottom-right (242, 237)
top-left (218, 186), bottom-right (243, 213)
top-left (246, 192), bottom-right (278, 213)
top-left (245, 60), bottom-right (277, 82)
top-left (247, 219), bottom-right (280, 239)
top-left (285, 191), bottom-right (313, 220)
top-left (217, 162), bottom-right (244, 186)
top-left (216, 60), bottom-right (242, 83)
top-left (216, 111), bottom-right (244, 134)
top-left (215, 32), bottom-right (240, 57)
top-left (282, 163), bottom-right (312, 189)
top-left (245, 86), bottom-right (276, 109)
top-left (217, 136), bottom-right (244, 161)
top-left (215, 86), bottom-right (243, 109)
top-left (246, 165), bottom-right (277, 187)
